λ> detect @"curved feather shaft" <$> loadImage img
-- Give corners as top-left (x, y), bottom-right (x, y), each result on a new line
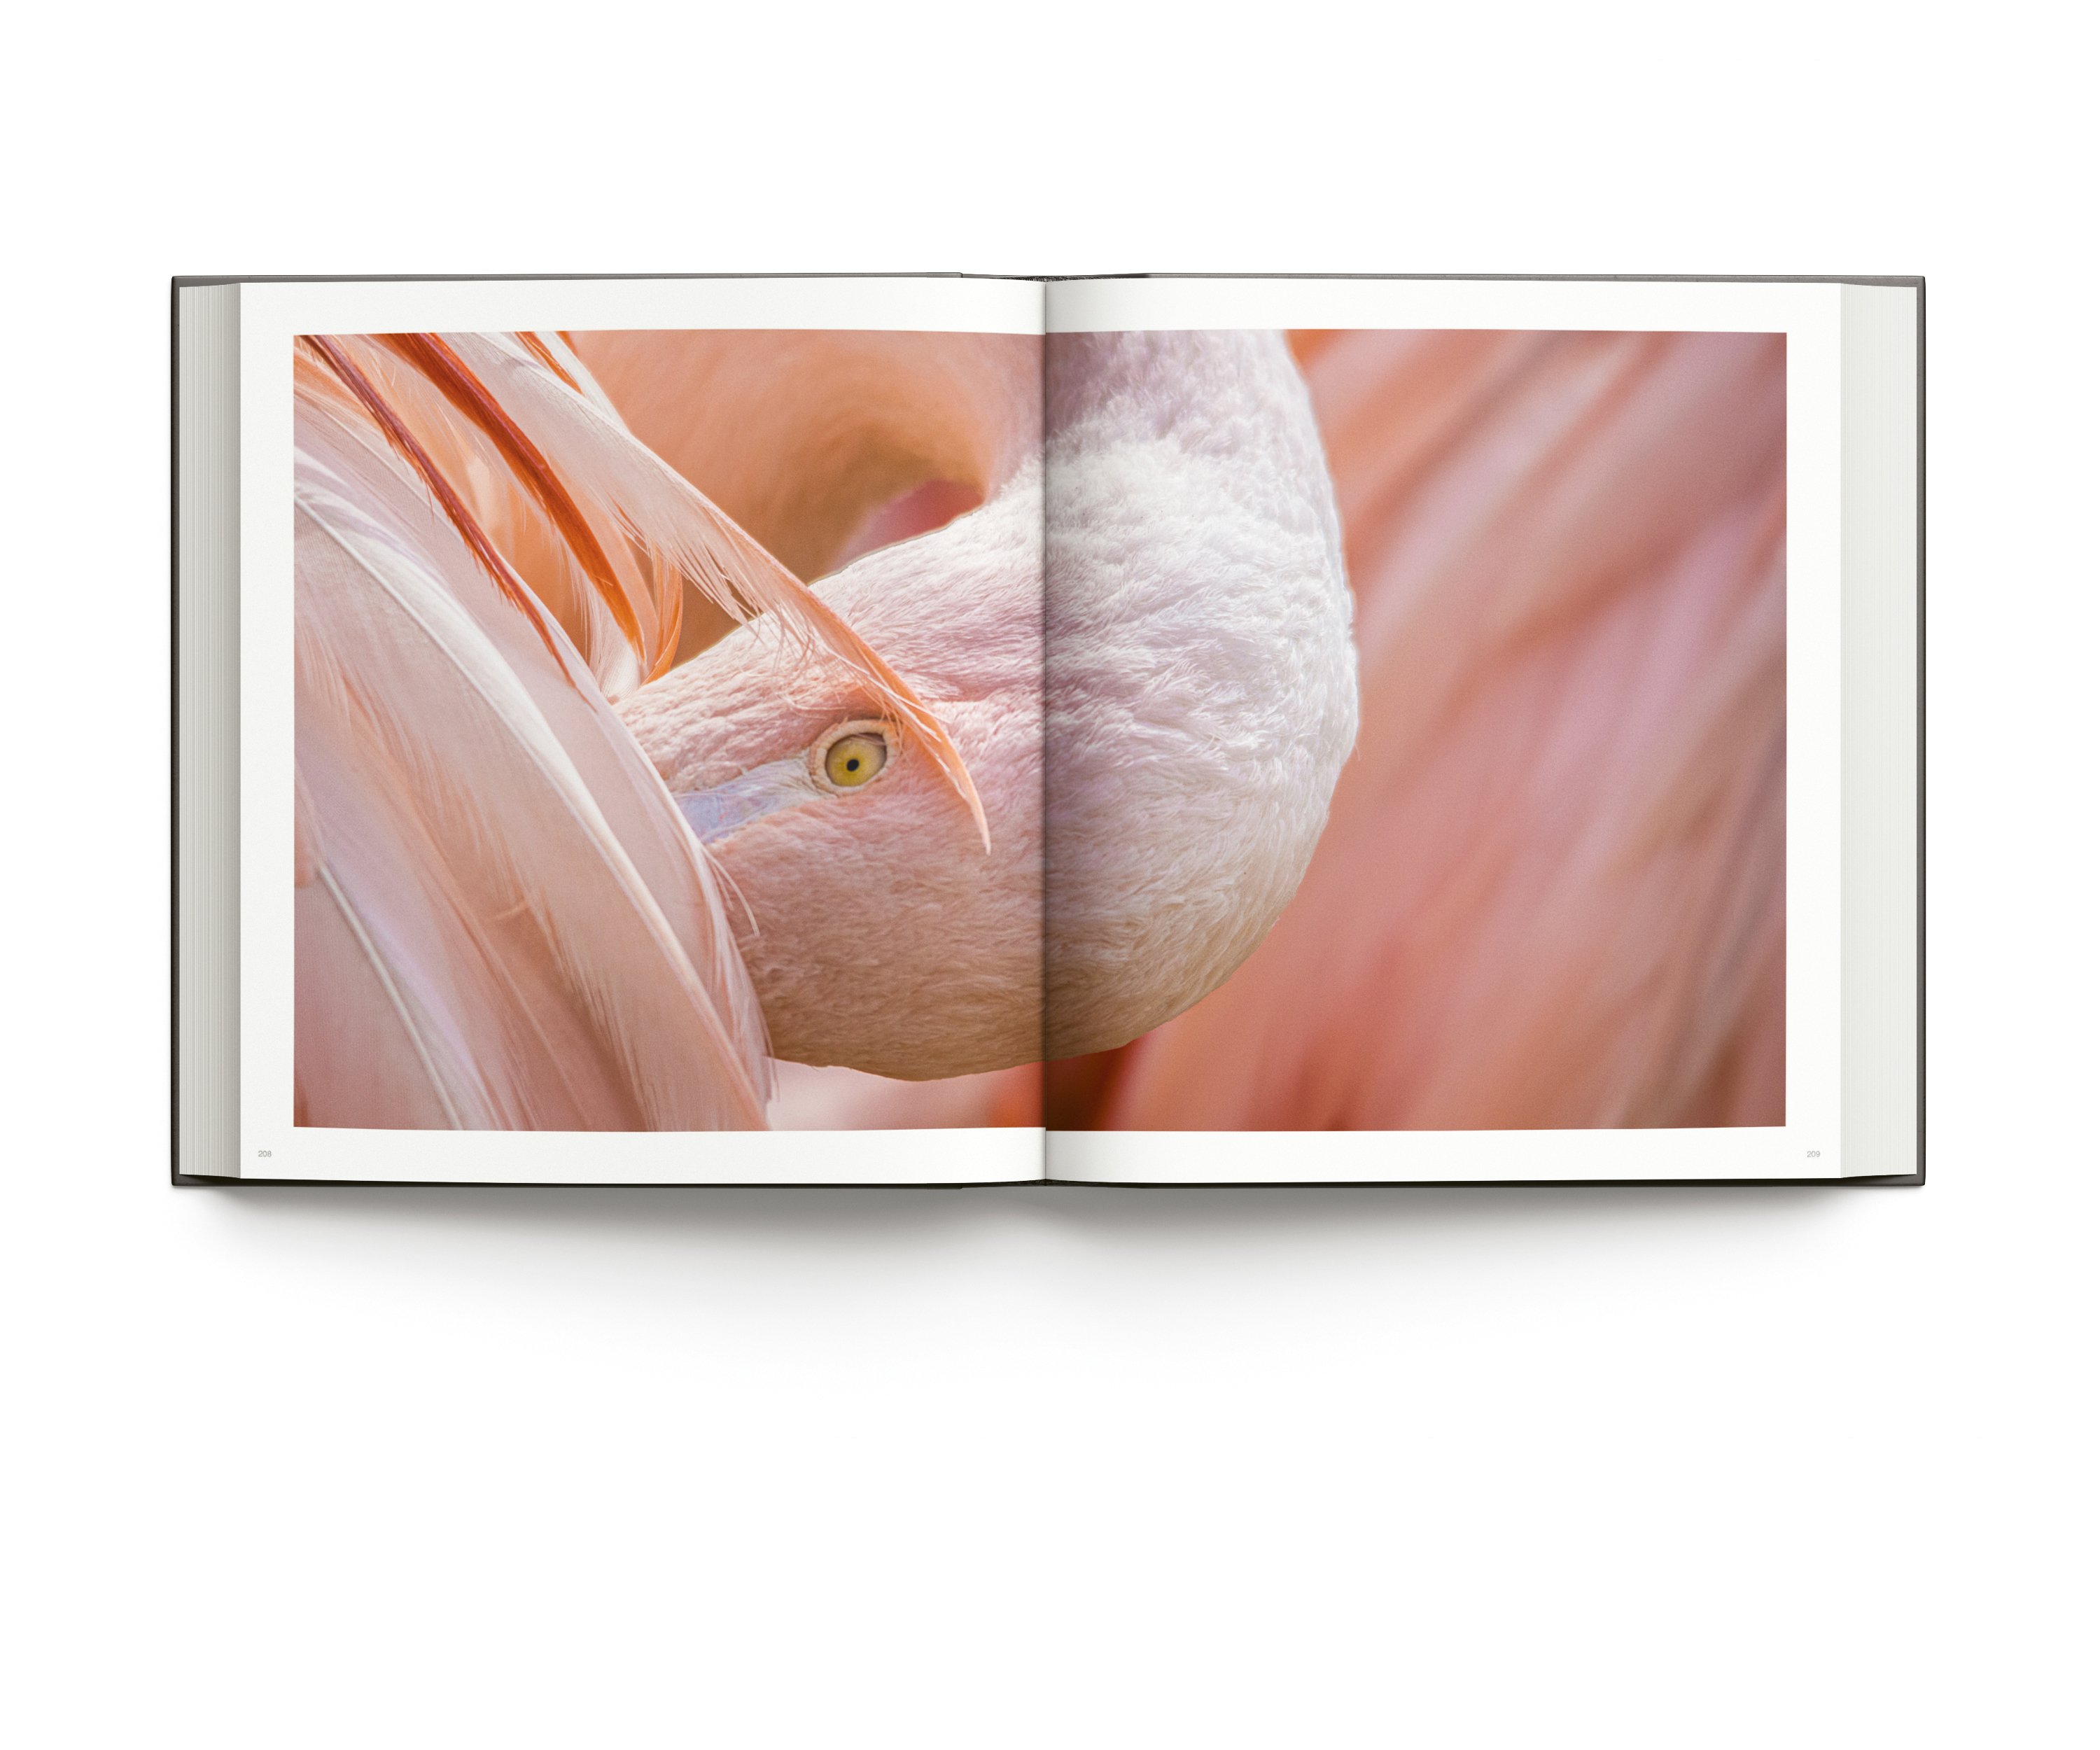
top-left (300, 335), bottom-right (577, 679)
top-left (373, 330), bottom-right (656, 664)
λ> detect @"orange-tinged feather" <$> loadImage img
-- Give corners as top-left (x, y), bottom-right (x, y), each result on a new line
top-left (300, 335), bottom-right (575, 679)
top-left (372, 331), bottom-right (654, 664)
top-left (514, 328), bottom-right (584, 393)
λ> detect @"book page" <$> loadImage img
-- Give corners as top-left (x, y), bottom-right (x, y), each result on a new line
top-left (234, 276), bottom-right (1049, 1183)
top-left (1036, 277), bottom-right (1855, 1183)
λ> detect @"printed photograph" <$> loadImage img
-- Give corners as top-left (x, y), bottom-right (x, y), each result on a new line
top-left (291, 326), bottom-right (1784, 1131)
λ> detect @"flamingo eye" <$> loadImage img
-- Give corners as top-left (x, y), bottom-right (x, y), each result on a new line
top-left (817, 727), bottom-right (890, 790)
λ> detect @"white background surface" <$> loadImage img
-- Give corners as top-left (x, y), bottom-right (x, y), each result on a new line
top-left (4, 9), bottom-right (2094, 1746)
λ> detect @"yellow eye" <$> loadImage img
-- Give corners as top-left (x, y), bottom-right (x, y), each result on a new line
top-left (822, 730), bottom-right (888, 789)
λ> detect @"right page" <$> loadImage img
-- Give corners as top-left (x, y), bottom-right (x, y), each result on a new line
top-left (1037, 276), bottom-right (1912, 1184)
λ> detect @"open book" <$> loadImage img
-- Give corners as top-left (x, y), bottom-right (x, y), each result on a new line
top-left (173, 274), bottom-right (1924, 1186)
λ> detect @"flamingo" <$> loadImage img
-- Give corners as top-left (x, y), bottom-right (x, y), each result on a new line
top-left (291, 326), bottom-right (1357, 1128)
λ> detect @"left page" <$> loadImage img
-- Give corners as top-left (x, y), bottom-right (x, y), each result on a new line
top-left (232, 276), bottom-right (1048, 1183)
